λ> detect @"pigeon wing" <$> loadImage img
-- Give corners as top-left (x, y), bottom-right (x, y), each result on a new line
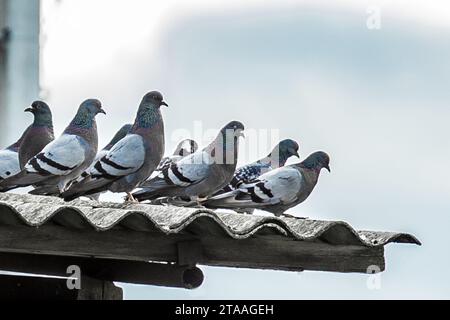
top-left (232, 162), bottom-right (271, 188)
top-left (160, 150), bottom-right (211, 187)
top-left (89, 134), bottom-right (145, 179)
top-left (133, 150), bottom-right (212, 200)
top-left (26, 134), bottom-right (87, 176)
top-left (206, 166), bottom-right (302, 208)
top-left (0, 150), bottom-right (20, 180)
top-left (0, 134), bottom-right (87, 189)
top-left (240, 166), bottom-right (302, 204)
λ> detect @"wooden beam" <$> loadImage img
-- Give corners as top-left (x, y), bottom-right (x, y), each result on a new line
top-left (0, 224), bottom-right (384, 274)
top-left (0, 274), bottom-right (123, 300)
top-left (201, 236), bottom-right (385, 273)
top-left (0, 252), bottom-right (204, 289)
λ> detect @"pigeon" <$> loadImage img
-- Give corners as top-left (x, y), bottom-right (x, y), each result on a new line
top-left (61, 91), bottom-right (167, 202)
top-left (0, 99), bottom-right (105, 194)
top-left (132, 121), bottom-right (245, 203)
top-left (204, 151), bottom-right (330, 217)
top-left (0, 136), bottom-right (24, 192)
top-left (155, 138), bottom-right (198, 172)
top-left (67, 123), bottom-right (133, 200)
top-left (214, 139), bottom-right (300, 196)
top-left (19, 101), bottom-right (55, 168)
top-left (0, 101), bottom-right (55, 192)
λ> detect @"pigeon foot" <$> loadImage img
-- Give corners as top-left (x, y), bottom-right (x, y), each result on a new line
top-left (279, 212), bottom-right (308, 219)
top-left (125, 192), bottom-right (140, 203)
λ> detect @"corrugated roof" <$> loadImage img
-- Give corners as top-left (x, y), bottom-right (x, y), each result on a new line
top-left (0, 193), bottom-right (420, 275)
top-left (0, 193), bottom-right (420, 246)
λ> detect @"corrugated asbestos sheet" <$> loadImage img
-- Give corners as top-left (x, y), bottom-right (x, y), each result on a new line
top-left (0, 193), bottom-right (420, 274)
top-left (0, 193), bottom-right (420, 246)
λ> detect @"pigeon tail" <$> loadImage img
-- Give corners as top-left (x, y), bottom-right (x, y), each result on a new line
top-left (132, 178), bottom-right (175, 201)
top-left (29, 185), bottom-right (61, 196)
top-left (60, 176), bottom-right (111, 202)
top-left (0, 170), bottom-right (50, 189)
top-left (204, 194), bottom-right (261, 210)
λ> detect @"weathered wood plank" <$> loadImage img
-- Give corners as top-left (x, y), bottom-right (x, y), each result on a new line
top-left (0, 224), bottom-right (188, 262)
top-left (76, 276), bottom-right (123, 300)
top-left (201, 235), bottom-right (384, 273)
top-left (0, 224), bottom-right (384, 273)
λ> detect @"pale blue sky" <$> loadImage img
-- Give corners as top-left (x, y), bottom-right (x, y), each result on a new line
top-left (37, 0), bottom-right (450, 299)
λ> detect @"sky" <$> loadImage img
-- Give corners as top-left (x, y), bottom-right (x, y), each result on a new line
top-left (30, 0), bottom-right (450, 299)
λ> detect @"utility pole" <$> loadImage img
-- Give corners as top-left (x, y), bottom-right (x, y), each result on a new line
top-left (0, 0), bottom-right (40, 146)
top-left (0, 0), bottom-right (9, 136)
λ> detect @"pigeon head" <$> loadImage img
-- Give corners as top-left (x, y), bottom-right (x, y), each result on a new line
top-left (25, 101), bottom-right (53, 127)
top-left (105, 124), bottom-right (132, 150)
top-left (135, 91), bottom-right (167, 129)
top-left (25, 101), bottom-right (51, 115)
top-left (302, 151), bottom-right (331, 172)
top-left (210, 121), bottom-right (244, 164)
top-left (142, 91), bottom-right (168, 108)
top-left (174, 139), bottom-right (198, 156)
top-left (80, 99), bottom-right (106, 116)
top-left (279, 139), bottom-right (300, 157)
top-left (220, 121), bottom-right (245, 139)
top-left (70, 99), bottom-right (105, 129)
top-left (271, 139), bottom-right (300, 166)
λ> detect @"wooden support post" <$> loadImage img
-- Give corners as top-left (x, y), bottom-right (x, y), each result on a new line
top-left (76, 275), bottom-right (123, 300)
top-left (177, 240), bottom-right (203, 266)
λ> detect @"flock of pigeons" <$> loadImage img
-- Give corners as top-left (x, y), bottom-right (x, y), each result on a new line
top-left (0, 91), bottom-right (330, 217)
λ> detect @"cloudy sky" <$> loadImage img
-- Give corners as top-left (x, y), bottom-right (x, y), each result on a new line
top-left (37, 0), bottom-right (450, 299)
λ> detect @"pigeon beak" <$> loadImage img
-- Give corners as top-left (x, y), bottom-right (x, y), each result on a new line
top-left (24, 107), bottom-right (34, 113)
top-left (160, 101), bottom-right (169, 107)
top-left (289, 148), bottom-right (300, 158)
top-left (99, 108), bottom-right (106, 115)
top-left (325, 165), bottom-right (331, 172)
